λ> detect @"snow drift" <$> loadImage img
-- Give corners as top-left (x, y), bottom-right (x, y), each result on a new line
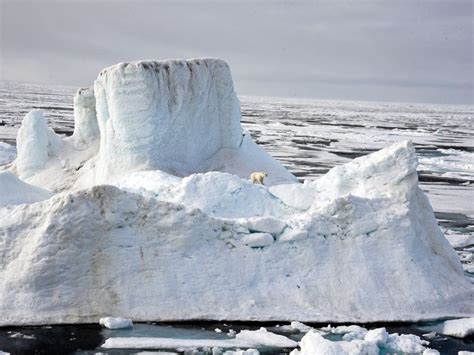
top-left (0, 58), bottom-right (472, 325)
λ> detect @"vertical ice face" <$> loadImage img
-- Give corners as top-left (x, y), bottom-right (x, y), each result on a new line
top-left (94, 58), bottom-right (243, 182)
top-left (72, 87), bottom-right (99, 149)
top-left (16, 110), bottom-right (62, 179)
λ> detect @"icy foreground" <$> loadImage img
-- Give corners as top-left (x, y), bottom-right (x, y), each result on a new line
top-left (0, 58), bottom-right (473, 326)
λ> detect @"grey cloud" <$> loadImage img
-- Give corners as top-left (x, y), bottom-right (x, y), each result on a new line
top-left (0, 0), bottom-right (472, 104)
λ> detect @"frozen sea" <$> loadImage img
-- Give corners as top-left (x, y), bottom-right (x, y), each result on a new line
top-left (0, 81), bottom-right (473, 354)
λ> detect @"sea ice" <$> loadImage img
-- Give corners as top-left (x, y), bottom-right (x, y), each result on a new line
top-left (102, 327), bottom-right (295, 350)
top-left (0, 142), bottom-right (16, 166)
top-left (99, 316), bottom-right (133, 329)
top-left (235, 327), bottom-right (297, 348)
top-left (445, 232), bottom-right (474, 249)
top-left (421, 317), bottom-right (474, 338)
top-left (289, 321), bottom-right (313, 333)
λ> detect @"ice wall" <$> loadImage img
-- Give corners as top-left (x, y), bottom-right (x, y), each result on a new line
top-left (72, 87), bottom-right (99, 149)
top-left (94, 58), bottom-right (243, 182)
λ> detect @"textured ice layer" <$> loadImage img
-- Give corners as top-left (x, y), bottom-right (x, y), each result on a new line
top-left (72, 87), bottom-right (99, 149)
top-left (290, 327), bottom-right (437, 355)
top-left (0, 142), bottom-right (472, 325)
top-left (94, 58), bottom-right (243, 181)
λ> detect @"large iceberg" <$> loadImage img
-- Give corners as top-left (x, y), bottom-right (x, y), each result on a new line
top-left (0, 58), bottom-right (472, 326)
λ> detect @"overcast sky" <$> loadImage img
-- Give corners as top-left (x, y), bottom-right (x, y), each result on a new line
top-left (0, 0), bottom-right (472, 104)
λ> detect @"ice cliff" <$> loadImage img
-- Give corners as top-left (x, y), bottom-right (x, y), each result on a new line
top-left (0, 58), bottom-right (472, 326)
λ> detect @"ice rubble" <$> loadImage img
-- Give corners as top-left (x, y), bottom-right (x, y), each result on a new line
top-left (99, 324), bottom-right (441, 354)
top-left (0, 58), bottom-right (473, 325)
top-left (289, 328), bottom-right (439, 355)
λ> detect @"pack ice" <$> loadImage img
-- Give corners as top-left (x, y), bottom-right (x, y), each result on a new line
top-left (0, 58), bottom-right (472, 326)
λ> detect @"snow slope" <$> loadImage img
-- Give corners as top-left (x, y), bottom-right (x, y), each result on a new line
top-left (0, 171), bottom-right (52, 206)
top-left (0, 142), bottom-right (472, 325)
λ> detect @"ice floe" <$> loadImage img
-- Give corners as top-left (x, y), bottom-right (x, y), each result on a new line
top-left (102, 327), bottom-right (296, 350)
top-left (421, 317), bottom-right (474, 338)
top-left (99, 316), bottom-right (133, 329)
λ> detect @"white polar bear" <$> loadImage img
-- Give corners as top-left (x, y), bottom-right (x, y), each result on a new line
top-left (250, 172), bottom-right (267, 185)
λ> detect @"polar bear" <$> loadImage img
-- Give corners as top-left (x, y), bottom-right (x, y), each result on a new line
top-left (250, 172), bottom-right (267, 185)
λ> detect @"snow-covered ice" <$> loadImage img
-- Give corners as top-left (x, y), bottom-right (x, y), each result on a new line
top-left (1, 141), bottom-right (472, 325)
top-left (99, 316), bottom-right (133, 329)
top-left (240, 233), bottom-right (274, 247)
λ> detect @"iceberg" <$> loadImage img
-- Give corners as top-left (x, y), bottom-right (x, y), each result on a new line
top-left (0, 58), bottom-right (472, 326)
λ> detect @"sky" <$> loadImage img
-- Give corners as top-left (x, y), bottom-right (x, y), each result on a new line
top-left (0, 0), bottom-right (473, 105)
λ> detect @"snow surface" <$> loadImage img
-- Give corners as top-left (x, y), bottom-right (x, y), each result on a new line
top-left (290, 326), bottom-right (438, 355)
top-left (0, 171), bottom-right (52, 206)
top-left (99, 316), bottom-right (133, 329)
top-left (113, 170), bottom-right (292, 219)
top-left (240, 233), bottom-right (274, 247)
